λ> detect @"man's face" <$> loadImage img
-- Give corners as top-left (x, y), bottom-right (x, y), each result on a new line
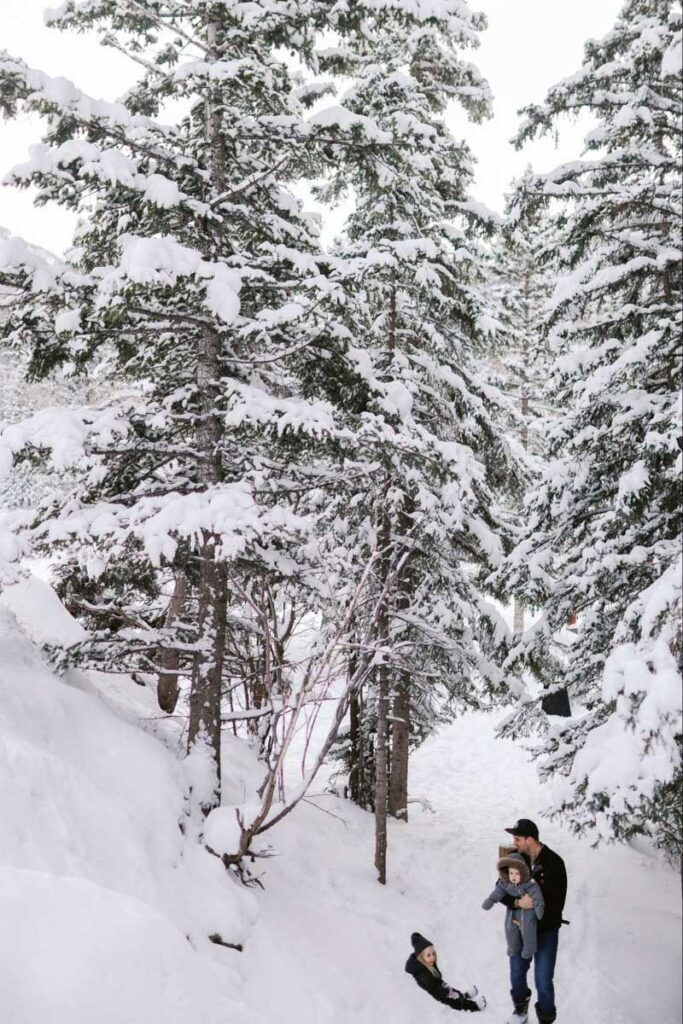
top-left (512, 834), bottom-right (533, 855)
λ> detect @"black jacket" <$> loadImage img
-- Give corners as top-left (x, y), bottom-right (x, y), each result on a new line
top-left (404, 953), bottom-right (470, 1010)
top-left (502, 844), bottom-right (567, 932)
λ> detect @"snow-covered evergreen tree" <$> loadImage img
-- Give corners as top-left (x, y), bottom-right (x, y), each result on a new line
top-left (502, 0), bottom-right (682, 860)
top-left (310, 0), bottom-right (524, 879)
top-left (486, 184), bottom-right (571, 719)
top-left (0, 0), bottom-right (380, 814)
top-left (0, 229), bottom-right (88, 512)
top-left (488, 174), bottom-right (556, 461)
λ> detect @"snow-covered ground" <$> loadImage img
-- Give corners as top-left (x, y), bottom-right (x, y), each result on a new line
top-left (245, 721), bottom-right (682, 1024)
top-left (0, 583), bottom-right (680, 1024)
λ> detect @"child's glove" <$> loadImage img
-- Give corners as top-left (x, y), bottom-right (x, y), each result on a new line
top-left (456, 986), bottom-right (487, 1011)
top-left (469, 989), bottom-right (487, 1010)
top-left (457, 997), bottom-right (483, 1012)
top-left (449, 988), bottom-right (486, 1012)
top-left (481, 898), bottom-right (493, 910)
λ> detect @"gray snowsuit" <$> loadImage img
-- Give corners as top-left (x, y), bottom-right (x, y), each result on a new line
top-left (482, 853), bottom-right (544, 959)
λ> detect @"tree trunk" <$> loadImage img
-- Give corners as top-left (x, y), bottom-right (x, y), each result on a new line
top-left (388, 676), bottom-right (409, 821)
top-left (388, 495), bottom-right (413, 821)
top-left (187, 322), bottom-right (227, 810)
top-left (542, 613), bottom-right (573, 717)
top-left (513, 273), bottom-right (532, 636)
top-left (186, 33), bottom-right (229, 813)
top-left (374, 503), bottom-right (391, 885)
top-left (348, 626), bottom-right (367, 807)
top-left (157, 571), bottom-right (189, 713)
top-left (375, 283), bottom-right (397, 880)
top-left (189, 546), bottom-right (227, 811)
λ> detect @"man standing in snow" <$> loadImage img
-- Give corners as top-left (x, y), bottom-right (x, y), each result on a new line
top-left (499, 819), bottom-right (567, 1024)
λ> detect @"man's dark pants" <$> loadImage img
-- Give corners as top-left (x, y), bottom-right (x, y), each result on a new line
top-left (509, 928), bottom-right (559, 1022)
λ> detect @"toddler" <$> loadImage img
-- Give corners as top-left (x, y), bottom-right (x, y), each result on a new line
top-left (482, 853), bottom-right (544, 959)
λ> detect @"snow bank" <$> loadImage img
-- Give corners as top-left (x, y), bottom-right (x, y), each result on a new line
top-left (0, 869), bottom-right (241, 1024)
top-left (0, 574), bottom-right (87, 646)
top-left (0, 585), bottom-right (679, 1024)
top-left (0, 603), bottom-right (260, 1024)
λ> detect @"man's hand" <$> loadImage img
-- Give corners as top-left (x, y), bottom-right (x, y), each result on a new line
top-left (517, 894), bottom-right (534, 910)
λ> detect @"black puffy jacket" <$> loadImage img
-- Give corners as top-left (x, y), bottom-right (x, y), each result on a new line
top-left (404, 954), bottom-right (478, 1011)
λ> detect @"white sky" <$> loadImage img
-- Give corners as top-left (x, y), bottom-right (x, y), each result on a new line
top-left (0, 0), bottom-right (624, 255)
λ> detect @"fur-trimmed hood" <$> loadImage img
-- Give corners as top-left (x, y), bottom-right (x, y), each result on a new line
top-left (496, 852), bottom-right (530, 883)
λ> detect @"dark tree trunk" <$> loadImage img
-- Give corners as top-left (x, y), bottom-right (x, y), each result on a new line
top-left (186, 40), bottom-right (229, 812)
top-left (388, 496), bottom-right (414, 822)
top-left (157, 571), bottom-right (189, 713)
top-left (374, 497), bottom-right (391, 884)
top-left (375, 284), bottom-right (398, 881)
top-left (188, 324), bottom-right (228, 810)
top-left (349, 689), bottom-right (362, 800)
top-left (388, 676), bottom-right (409, 821)
top-left (189, 549), bottom-right (227, 810)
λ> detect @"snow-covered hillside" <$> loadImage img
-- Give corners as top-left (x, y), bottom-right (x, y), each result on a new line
top-left (0, 588), bottom-right (680, 1024)
top-left (0, 601), bottom-right (259, 1024)
top-left (244, 720), bottom-right (682, 1024)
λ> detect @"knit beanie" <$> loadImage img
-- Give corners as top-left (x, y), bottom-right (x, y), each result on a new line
top-left (411, 932), bottom-right (433, 955)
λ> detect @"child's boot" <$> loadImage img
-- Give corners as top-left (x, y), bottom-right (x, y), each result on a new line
top-left (465, 986), bottom-right (486, 1010)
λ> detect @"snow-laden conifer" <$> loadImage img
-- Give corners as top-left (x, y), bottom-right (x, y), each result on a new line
top-left (0, 0), bottom-right (380, 814)
top-left (310, 0), bottom-right (524, 879)
top-left (485, 183), bottom-right (573, 722)
top-left (487, 174), bottom-right (556, 461)
top-left (502, 0), bottom-right (682, 860)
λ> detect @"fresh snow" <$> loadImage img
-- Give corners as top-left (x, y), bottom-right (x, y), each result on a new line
top-left (0, 603), bottom-right (259, 1024)
top-left (0, 589), bottom-right (680, 1024)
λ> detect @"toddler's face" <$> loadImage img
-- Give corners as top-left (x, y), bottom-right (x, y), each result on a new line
top-left (508, 867), bottom-right (522, 884)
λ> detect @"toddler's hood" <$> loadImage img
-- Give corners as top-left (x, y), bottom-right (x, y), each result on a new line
top-left (497, 852), bottom-right (531, 883)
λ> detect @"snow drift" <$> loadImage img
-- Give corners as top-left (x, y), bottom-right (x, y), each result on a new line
top-left (0, 597), bottom-right (258, 1024)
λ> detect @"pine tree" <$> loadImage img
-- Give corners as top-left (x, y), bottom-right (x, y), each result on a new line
top-left (489, 173), bottom-right (555, 464)
top-left (503, 0), bottom-right (682, 860)
top-left (0, 0), bottom-right (375, 815)
top-left (311, 0), bottom-right (524, 881)
top-left (486, 182), bottom-right (572, 716)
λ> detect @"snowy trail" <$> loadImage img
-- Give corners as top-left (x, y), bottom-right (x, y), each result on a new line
top-left (244, 713), bottom-right (682, 1024)
top-left (397, 718), bottom-right (682, 1024)
top-left (0, 591), bottom-right (679, 1024)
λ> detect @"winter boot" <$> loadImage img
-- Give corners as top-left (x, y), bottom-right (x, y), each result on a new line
top-left (463, 986), bottom-right (487, 1010)
top-left (504, 999), bottom-right (530, 1024)
top-left (535, 1009), bottom-right (556, 1024)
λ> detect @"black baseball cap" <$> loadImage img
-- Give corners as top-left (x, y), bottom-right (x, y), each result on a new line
top-left (504, 818), bottom-right (539, 839)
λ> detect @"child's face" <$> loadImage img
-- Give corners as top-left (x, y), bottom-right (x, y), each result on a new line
top-left (508, 867), bottom-right (522, 885)
top-left (421, 946), bottom-right (437, 966)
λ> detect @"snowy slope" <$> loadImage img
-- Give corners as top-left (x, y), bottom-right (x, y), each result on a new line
top-left (240, 720), bottom-right (682, 1024)
top-left (0, 602), bottom-right (260, 1024)
top-left (0, 584), bottom-right (680, 1024)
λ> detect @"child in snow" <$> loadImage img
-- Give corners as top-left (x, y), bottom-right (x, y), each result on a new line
top-left (482, 853), bottom-right (544, 959)
top-left (404, 932), bottom-right (486, 1013)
